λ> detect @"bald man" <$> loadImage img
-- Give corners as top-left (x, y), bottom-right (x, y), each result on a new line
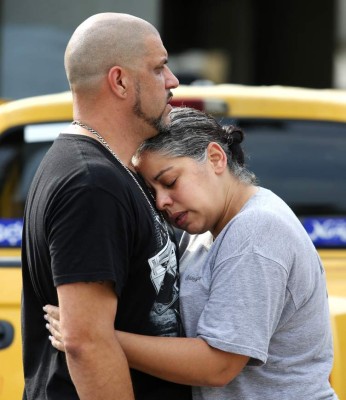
top-left (21, 13), bottom-right (190, 400)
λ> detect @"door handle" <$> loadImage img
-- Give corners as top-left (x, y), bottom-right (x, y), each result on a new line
top-left (0, 320), bottom-right (14, 350)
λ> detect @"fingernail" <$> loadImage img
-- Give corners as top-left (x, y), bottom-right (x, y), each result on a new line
top-left (43, 306), bottom-right (47, 311)
top-left (43, 314), bottom-right (48, 320)
top-left (45, 323), bottom-right (50, 330)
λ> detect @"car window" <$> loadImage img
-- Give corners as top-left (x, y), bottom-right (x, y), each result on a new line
top-left (0, 122), bottom-right (69, 247)
top-left (223, 118), bottom-right (346, 248)
top-left (225, 119), bottom-right (346, 215)
top-left (0, 118), bottom-right (345, 248)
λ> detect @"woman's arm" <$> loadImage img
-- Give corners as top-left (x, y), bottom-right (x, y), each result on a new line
top-left (116, 330), bottom-right (248, 387)
top-left (44, 304), bottom-right (248, 387)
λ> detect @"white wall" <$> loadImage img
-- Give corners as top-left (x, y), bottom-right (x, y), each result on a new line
top-left (336, 0), bottom-right (346, 42)
top-left (334, 0), bottom-right (346, 87)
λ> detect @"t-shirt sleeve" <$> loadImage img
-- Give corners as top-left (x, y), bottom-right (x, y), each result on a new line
top-left (196, 252), bottom-right (288, 365)
top-left (48, 185), bottom-right (133, 295)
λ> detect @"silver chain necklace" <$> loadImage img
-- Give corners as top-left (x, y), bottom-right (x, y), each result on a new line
top-left (72, 120), bottom-right (167, 231)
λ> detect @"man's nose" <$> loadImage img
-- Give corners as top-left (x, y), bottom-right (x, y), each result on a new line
top-left (165, 66), bottom-right (179, 89)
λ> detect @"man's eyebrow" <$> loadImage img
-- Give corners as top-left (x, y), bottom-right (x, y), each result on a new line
top-left (154, 166), bottom-right (173, 181)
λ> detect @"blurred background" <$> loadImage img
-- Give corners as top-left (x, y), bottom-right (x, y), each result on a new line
top-left (1, 0), bottom-right (346, 100)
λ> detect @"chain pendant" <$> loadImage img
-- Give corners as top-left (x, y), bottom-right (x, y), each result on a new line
top-left (71, 120), bottom-right (168, 234)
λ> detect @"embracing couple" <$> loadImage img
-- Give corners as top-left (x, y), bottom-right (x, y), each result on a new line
top-left (21, 12), bottom-right (337, 400)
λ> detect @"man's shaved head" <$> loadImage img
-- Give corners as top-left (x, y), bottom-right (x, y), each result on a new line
top-left (65, 13), bottom-right (159, 91)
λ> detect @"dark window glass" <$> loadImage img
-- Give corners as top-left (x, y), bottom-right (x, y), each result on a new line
top-left (225, 118), bottom-right (346, 217)
top-left (0, 123), bottom-right (68, 219)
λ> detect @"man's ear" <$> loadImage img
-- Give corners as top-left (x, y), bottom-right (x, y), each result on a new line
top-left (108, 66), bottom-right (128, 98)
top-left (207, 142), bottom-right (228, 174)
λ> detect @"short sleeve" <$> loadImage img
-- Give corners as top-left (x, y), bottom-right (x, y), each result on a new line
top-left (48, 185), bottom-right (134, 295)
top-left (196, 252), bottom-right (288, 364)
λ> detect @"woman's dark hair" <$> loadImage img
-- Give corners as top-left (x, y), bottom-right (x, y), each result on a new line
top-left (134, 107), bottom-right (257, 184)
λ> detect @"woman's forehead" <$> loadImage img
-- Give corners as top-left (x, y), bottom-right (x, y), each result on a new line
top-left (136, 151), bottom-right (172, 171)
top-left (136, 152), bottom-right (202, 177)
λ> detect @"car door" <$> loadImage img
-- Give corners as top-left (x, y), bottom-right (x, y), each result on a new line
top-left (0, 121), bottom-right (69, 399)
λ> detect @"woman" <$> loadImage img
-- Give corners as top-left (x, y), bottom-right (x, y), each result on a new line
top-left (45, 107), bottom-right (337, 399)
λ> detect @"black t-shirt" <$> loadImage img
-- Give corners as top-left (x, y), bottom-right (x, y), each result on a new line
top-left (21, 134), bottom-right (191, 400)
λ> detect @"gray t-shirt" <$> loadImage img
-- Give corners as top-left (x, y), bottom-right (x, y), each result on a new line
top-left (179, 188), bottom-right (337, 400)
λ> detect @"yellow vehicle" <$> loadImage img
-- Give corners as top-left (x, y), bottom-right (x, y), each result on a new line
top-left (0, 93), bottom-right (73, 400)
top-left (0, 85), bottom-right (345, 399)
top-left (172, 84), bottom-right (346, 298)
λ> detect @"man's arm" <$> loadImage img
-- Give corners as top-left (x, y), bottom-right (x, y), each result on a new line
top-left (116, 330), bottom-right (249, 387)
top-left (57, 281), bottom-right (134, 400)
top-left (45, 302), bottom-right (248, 388)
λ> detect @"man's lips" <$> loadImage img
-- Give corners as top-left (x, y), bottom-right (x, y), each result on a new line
top-left (166, 95), bottom-right (173, 111)
top-left (170, 211), bottom-right (188, 228)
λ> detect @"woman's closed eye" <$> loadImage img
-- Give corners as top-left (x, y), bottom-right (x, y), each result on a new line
top-left (163, 179), bottom-right (177, 189)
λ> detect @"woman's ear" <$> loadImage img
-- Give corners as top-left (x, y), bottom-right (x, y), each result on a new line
top-left (108, 66), bottom-right (128, 98)
top-left (207, 142), bottom-right (228, 174)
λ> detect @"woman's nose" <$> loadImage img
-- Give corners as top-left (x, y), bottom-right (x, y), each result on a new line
top-left (155, 191), bottom-right (173, 211)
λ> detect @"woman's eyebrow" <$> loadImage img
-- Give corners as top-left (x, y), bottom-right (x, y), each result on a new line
top-left (154, 166), bottom-right (173, 181)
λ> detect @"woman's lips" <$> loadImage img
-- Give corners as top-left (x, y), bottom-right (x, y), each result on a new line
top-left (171, 211), bottom-right (188, 228)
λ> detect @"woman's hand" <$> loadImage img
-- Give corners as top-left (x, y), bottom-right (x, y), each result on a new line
top-left (43, 304), bottom-right (66, 352)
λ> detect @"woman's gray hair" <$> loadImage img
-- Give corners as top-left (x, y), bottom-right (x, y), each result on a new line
top-left (134, 107), bottom-right (257, 185)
